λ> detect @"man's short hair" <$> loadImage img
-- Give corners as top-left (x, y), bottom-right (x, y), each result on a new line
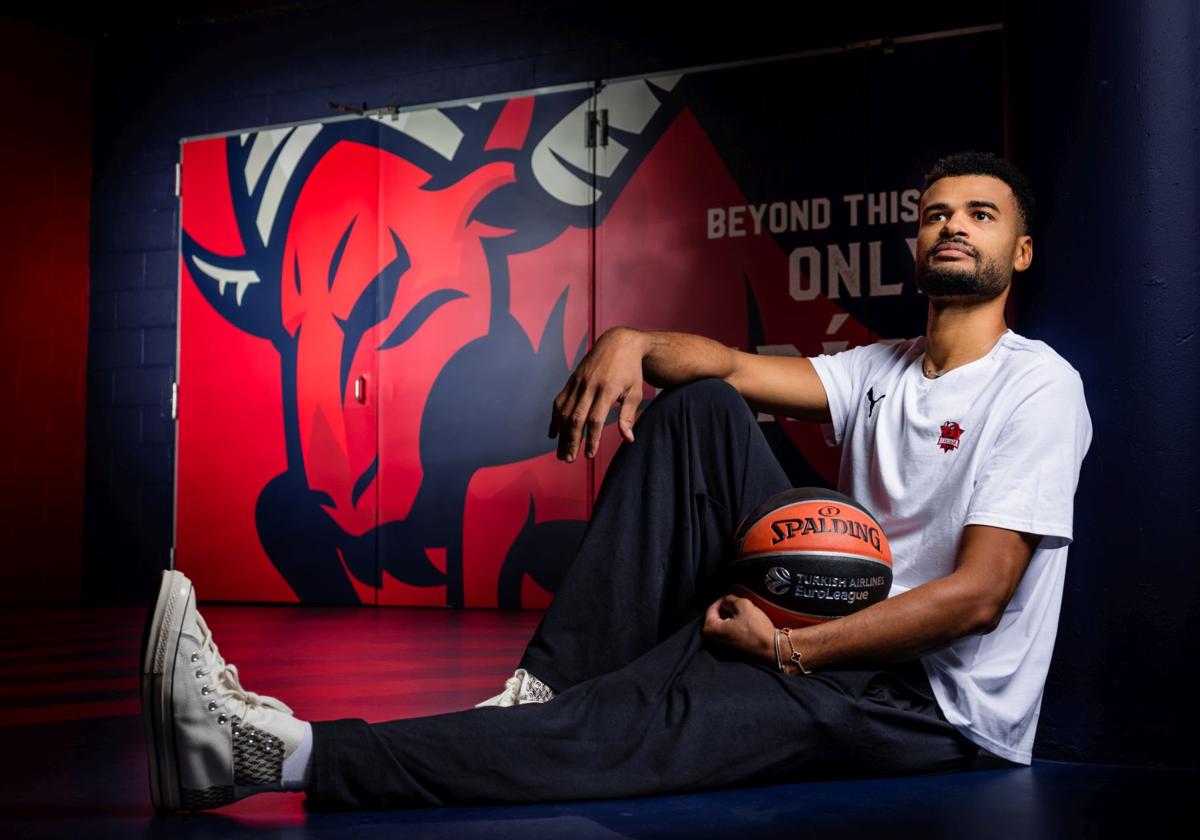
top-left (923, 151), bottom-right (1036, 235)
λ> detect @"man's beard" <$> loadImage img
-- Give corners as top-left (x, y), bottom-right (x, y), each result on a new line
top-left (916, 253), bottom-right (1010, 302)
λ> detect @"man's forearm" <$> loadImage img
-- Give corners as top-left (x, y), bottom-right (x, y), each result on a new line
top-left (632, 330), bottom-right (738, 390)
top-left (780, 573), bottom-right (991, 672)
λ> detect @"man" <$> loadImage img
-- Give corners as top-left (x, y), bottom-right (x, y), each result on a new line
top-left (142, 151), bottom-right (1092, 811)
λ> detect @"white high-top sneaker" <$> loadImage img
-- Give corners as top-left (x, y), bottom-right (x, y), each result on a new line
top-left (474, 668), bottom-right (556, 708)
top-left (141, 570), bottom-right (306, 812)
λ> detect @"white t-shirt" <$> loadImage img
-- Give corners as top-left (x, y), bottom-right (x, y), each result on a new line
top-left (807, 329), bottom-right (1092, 764)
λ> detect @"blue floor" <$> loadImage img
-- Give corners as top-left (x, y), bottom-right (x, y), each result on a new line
top-left (2, 711), bottom-right (1196, 839)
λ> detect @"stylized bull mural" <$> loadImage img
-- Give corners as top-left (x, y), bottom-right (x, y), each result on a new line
top-left (177, 37), bottom-right (1000, 607)
top-left (179, 78), bottom-right (696, 606)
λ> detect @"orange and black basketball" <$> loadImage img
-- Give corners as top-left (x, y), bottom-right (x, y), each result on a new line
top-left (727, 487), bottom-right (893, 627)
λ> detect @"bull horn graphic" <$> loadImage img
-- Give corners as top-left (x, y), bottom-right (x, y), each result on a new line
top-left (533, 74), bottom-right (683, 207)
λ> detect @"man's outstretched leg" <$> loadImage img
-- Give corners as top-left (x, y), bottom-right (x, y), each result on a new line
top-left (508, 378), bottom-right (793, 695)
top-left (306, 614), bottom-right (980, 809)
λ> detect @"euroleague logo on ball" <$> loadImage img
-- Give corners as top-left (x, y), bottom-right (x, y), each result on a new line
top-left (761, 566), bottom-right (876, 604)
top-left (765, 566), bottom-right (793, 595)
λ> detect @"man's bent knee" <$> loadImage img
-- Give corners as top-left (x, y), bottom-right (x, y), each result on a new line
top-left (643, 378), bottom-right (752, 424)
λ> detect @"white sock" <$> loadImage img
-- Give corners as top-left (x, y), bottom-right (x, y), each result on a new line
top-left (281, 721), bottom-right (313, 791)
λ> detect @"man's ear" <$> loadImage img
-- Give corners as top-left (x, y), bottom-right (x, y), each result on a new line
top-left (1013, 235), bottom-right (1033, 273)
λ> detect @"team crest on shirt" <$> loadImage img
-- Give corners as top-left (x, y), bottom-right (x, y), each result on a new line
top-left (938, 421), bottom-right (965, 452)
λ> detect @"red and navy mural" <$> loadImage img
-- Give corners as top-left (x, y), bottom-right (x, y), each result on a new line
top-left (176, 31), bottom-right (1003, 606)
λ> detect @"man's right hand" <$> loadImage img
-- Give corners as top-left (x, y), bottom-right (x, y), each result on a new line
top-left (548, 327), bottom-right (648, 462)
top-left (548, 325), bottom-right (831, 462)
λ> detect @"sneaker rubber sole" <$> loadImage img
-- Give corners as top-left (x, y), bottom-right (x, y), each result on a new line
top-left (140, 570), bottom-right (191, 813)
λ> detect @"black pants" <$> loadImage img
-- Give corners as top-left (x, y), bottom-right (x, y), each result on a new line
top-left (308, 379), bottom-right (982, 809)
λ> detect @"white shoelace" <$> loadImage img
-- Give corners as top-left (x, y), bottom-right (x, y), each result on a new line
top-left (195, 611), bottom-right (293, 715)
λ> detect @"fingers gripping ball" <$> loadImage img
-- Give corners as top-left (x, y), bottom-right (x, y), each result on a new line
top-left (728, 488), bottom-right (893, 627)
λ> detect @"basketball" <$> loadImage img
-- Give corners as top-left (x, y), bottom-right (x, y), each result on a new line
top-left (726, 487), bottom-right (893, 627)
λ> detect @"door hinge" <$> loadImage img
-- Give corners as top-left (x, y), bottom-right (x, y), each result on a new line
top-left (586, 108), bottom-right (608, 148)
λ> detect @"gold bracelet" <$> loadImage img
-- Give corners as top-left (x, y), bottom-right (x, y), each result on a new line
top-left (773, 628), bottom-right (785, 672)
top-left (781, 628), bottom-right (813, 676)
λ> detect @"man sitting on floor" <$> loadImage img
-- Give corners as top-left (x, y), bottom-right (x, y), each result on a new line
top-left (141, 151), bottom-right (1092, 811)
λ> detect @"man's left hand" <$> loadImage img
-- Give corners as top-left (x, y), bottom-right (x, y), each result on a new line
top-left (702, 593), bottom-right (776, 665)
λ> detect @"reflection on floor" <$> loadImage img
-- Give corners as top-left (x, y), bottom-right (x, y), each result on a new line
top-left (0, 605), bottom-right (1193, 839)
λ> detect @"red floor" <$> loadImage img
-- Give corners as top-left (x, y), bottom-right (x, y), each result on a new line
top-left (1, 603), bottom-right (541, 826)
top-left (2, 603), bottom-right (542, 727)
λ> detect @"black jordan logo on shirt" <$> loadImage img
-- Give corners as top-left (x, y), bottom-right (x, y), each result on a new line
top-left (866, 387), bottom-right (885, 418)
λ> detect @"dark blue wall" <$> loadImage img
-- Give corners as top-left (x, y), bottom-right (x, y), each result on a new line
top-left (84, 1), bottom-right (1198, 768)
top-left (1006, 2), bottom-right (1198, 769)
